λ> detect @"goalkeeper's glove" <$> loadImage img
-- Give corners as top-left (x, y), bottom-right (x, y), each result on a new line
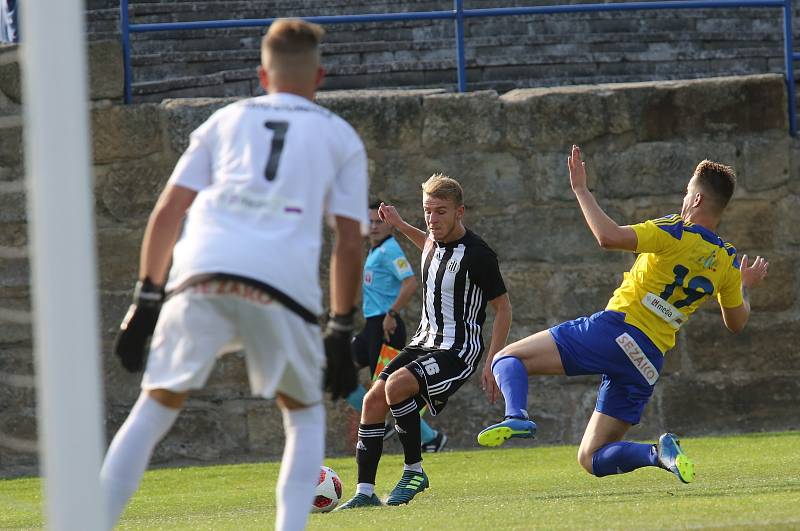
top-left (323, 309), bottom-right (358, 400)
top-left (113, 278), bottom-right (164, 373)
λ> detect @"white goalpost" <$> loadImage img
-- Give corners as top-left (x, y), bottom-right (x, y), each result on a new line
top-left (20, 0), bottom-right (105, 529)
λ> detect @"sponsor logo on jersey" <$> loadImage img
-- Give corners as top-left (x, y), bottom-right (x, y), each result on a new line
top-left (615, 333), bottom-right (659, 385)
top-left (214, 189), bottom-right (297, 216)
top-left (696, 250), bottom-right (718, 271)
top-left (642, 292), bottom-right (686, 330)
top-left (364, 270), bottom-right (373, 285)
top-left (446, 259), bottom-right (459, 273)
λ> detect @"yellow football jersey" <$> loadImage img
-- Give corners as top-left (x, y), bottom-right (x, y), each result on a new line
top-left (606, 214), bottom-right (743, 353)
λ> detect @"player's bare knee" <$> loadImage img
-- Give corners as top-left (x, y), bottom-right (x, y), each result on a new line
top-left (361, 383), bottom-right (388, 421)
top-left (276, 392), bottom-right (308, 411)
top-left (384, 369), bottom-right (418, 404)
top-left (363, 385), bottom-right (384, 409)
top-left (147, 388), bottom-right (187, 409)
top-left (577, 447), bottom-right (594, 474)
top-left (491, 352), bottom-right (510, 367)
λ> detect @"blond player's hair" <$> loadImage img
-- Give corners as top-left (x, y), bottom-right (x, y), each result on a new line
top-left (421, 173), bottom-right (464, 206)
top-left (260, 19), bottom-right (324, 81)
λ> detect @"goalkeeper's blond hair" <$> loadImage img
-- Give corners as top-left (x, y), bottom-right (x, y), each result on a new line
top-left (261, 19), bottom-right (324, 84)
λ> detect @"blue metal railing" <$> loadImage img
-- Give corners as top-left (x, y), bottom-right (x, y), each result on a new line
top-left (120, 0), bottom-right (799, 136)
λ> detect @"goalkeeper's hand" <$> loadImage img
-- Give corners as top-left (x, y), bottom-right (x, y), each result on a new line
top-left (323, 310), bottom-right (358, 400)
top-left (113, 278), bottom-right (164, 373)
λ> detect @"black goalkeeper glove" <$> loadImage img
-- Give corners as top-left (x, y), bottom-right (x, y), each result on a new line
top-left (113, 278), bottom-right (164, 373)
top-left (323, 310), bottom-right (358, 400)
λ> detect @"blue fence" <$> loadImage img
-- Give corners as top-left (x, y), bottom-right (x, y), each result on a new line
top-left (120, 0), bottom-right (799, 136)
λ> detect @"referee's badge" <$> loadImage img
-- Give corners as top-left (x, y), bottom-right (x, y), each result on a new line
top-left (446, 259), bottom-right (460, 273)
top-left (393, 257), bottom-right (412, 275)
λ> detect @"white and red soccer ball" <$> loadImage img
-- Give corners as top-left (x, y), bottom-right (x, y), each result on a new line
top-left (312, 465), bottom-right (343, 513)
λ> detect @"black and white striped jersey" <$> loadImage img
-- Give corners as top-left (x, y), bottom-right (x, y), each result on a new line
top-left (408, 229), bottom-right (506, 364)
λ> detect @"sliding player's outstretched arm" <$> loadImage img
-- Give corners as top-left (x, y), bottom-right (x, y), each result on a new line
top-left (568, 145), bottom-right (637, 251)
top-left (720, 254), bottom-right (769, 333)
top-left (378, 202), bottom-right (428, 251)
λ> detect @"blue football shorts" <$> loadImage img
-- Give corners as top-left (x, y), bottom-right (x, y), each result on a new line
top-left (549, 310), bottom-right (664, 425)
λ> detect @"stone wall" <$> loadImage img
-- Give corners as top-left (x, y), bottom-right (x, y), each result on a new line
top-left (1, 55), bottom-right (798, 474)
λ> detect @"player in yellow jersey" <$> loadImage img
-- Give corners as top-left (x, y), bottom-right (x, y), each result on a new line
top-left (477, 145), bottom-right (769, 484)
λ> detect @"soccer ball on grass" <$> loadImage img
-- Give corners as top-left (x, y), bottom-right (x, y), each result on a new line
top-left (312, 465), bottom-right (342, 513)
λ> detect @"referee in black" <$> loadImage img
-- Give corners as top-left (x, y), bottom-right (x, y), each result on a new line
top-left (338, 174), bottom-right (512, 509)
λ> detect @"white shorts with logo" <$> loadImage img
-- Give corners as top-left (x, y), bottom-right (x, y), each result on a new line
top-left (142, 281), bottom-right (324, 405)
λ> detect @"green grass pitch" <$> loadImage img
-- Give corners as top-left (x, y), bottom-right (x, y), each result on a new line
top-left (2, 432), bottom-right (798, 530)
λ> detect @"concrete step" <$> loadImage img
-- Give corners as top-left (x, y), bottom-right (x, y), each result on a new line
top-left (130, 49), bottom-right (790, 102)
top-left (129, 36), bottom-right (782, 84)
top-left (124, 28), bottom-right (781, 55)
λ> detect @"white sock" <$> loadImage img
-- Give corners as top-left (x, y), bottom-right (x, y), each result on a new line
top-left (356, 483), bottom-right (375, 496)
top-left (403, 461), bottom-right (423, 473)
top-left (100, 392), bottom-right (180, 528)
top-left (275, 403), bottom-right (325, 531)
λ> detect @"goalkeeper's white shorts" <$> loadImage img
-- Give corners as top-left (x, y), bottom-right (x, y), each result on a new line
top-left (141, 281), bottom-right (324, 406)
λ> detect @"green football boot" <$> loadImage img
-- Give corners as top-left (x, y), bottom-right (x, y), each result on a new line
top-left (386, 469), bottom-right (429, 505)
top-left (477, 417), bottom-right (537, 447)
top-left (657, 432), bottom-right (695, 484)
top-left (335, 492), bottom-right (383, 510)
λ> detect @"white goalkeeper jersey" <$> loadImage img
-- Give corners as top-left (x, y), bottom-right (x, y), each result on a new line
top-left (165, 92), bottom-right (369, 317)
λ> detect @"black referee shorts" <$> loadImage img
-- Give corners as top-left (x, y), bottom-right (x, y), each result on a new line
top-left (351, 314), bottom-right (406, 376)
top-left (378, 346), bottom-right (481, 416)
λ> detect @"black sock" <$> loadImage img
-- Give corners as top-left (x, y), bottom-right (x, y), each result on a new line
top-left (390, 397), bottom-right (423, 466)
top-left (356, 422), bottom-right (384, 485)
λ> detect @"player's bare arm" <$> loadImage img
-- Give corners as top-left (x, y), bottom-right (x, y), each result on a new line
top-left (383, 275), bottom-right (418, 342)
top-left (379, 202), bottom-right (428, 250)
top-left (568, 145), bottom-right (638, 251)
top-left (481, 293), bottom-right (512, 404)
top-left (139, 184), bottom-right (197, 285)
top-left (720, 254), bottom-right (769, 333)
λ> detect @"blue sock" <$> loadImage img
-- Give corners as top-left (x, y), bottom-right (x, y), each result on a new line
top-left (420, 418), bottom-right (436, 444)
top-left (345, 384), bottom-right (366, 412)
top-left (491, 356), bottom-right (528, 419)
top-left (591, 442), bottom-right (659, 477)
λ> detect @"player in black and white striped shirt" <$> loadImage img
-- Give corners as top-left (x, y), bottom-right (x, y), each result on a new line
top-left (338, 174), bottom-right (512, 509)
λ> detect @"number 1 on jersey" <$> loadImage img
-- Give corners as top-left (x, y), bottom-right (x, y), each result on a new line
top-left (264, 121), bottom-right (289, 181)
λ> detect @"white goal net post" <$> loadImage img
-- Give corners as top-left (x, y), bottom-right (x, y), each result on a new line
top-left (21, 0), bottom-right (105, 529)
